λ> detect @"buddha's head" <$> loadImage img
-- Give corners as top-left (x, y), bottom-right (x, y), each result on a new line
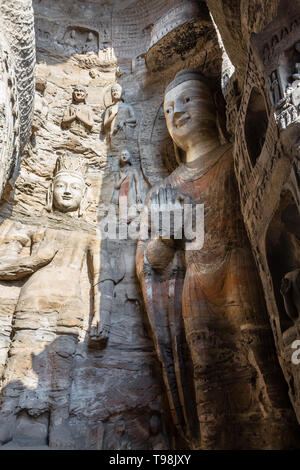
top-left (120, 148), bottom-right (131, 166)
top-left (47, 155), bottom-right (87, 216)
top-left (164, 69), bottom-right (217, 153)
top-left (72, 85), bottom-right (87, 104)
top-left (111, 83), bottom-right (122, 103)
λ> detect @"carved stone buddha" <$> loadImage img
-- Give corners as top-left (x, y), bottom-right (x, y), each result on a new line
top-left (136, 69), bottom-right (293, 449)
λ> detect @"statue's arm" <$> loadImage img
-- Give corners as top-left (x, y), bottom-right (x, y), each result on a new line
top-left (87, 233), bottom-right (101, 323)
top-left (88, 233), bottom-right (112, 347)
top-left (133, 169), bottom-right (142, 204)
top-left (103, 106), bottom-right (117, 129)
top-left (115, 172), bottom-right (126, 189)
top-left (0, 223), bottom-right (57, 280)
top-left (0, 248), bottom-right (57, 280)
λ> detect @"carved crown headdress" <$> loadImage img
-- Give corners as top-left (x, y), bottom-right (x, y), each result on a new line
top-left (53, 155), bottom-right (87, 182)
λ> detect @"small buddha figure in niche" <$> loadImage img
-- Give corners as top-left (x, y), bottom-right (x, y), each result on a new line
top-left (0, 155), bottom-right (107, 448)
top-left (65, 29), bottom-right (77, 49)
top-left (103, 83), bottom-right (122, 145)
top-left (136, 69), bottom-right (285, 449)
top-left (115, 149), bottom-right (141, 224)
top-left (103, 84), bottom-right (136, 145)
top-left (113, 90), bottom-right (136, 140)
top-left (62, 85), bottom-right (94, 136)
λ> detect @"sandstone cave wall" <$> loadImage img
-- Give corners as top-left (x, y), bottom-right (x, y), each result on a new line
top-left (0, 0), bottom-right (300, 450)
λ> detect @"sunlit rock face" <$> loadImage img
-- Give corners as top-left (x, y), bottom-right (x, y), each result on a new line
top-left (0, 0), bottom-right (35, 197)
top-left (0, 0), bottom-right (300, 450)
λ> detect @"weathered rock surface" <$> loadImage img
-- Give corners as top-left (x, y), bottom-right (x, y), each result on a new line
top-left (0, 0), bottom-right (36, 197)
top-left (0, 0), bottom-right (299, 450)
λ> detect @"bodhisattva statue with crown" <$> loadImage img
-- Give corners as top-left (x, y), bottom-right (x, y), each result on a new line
top-left (0, 155), bottom-right (107, 448)
top-left (136, 69), bottom-right (293, 450)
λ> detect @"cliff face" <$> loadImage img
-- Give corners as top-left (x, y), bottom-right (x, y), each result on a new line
top-left (0, 0), bottom-right (299, 450)
top-left (0, 0), bottom-right (35, 197)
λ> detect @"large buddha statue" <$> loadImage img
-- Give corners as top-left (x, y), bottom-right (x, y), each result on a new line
top-left (136, 69), bottom-right (295, 449)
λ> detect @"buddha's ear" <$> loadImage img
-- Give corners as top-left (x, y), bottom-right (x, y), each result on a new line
top-left (46, 181), bottom-right (53, 212)
top-left (78, 184), bottom-right (88, 218)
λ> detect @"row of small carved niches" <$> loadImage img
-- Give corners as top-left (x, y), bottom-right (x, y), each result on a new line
top-left (232, 12), bottom-right (300, 236)
top-left (230, 4), bottom-right (300, 426)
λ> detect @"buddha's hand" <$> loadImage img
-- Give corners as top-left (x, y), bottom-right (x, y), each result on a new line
top-left (149, 183), bottom-right (193, 240)
top-left (89, 310), bottom-right (110, 349)
top-left (145, 236), bottom-right (175, 272)
top-left (34, 240), bottom-right (58, 265)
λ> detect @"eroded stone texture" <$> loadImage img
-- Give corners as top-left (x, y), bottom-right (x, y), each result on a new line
top-left (0, 0), bottom-right (300, 450)
top-left (0, 0), bottom-right (35, 197)
top-left (208, 0), bottom-right (300, 429)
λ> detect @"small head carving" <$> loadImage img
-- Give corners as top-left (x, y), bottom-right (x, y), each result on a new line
top-left (163, 69), bottom-right (216, 153)
top-left (120, 148), bottom-right (131, 166)
top-left (111, 83), bottom-right (122, 103)
top-left (47, 155), bottom-right (87, 216)
top-left (72, 85), bottom-right (87, 104)
top-left (87, 32), bottom-right (94, 42)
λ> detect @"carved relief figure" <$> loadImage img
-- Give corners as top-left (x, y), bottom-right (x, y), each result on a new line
top-left (62, 85), bottom-right (94, 136)
top-left (115, 149), bottom-right (141, 224)
top-left (113, 90), bottom-right (137, 140)
top-left (103, 83), bottom-right (122, 145)
top-left (136, 69), bottom-right (282, 449)
top-left (274, 42), bottom-right (300, 129)
top-left (32, 76), bottom-right (48, 134)
top-left (0, 155), bottom-right (105, 448)
top-left (103, 84), bottom-right (136, 145)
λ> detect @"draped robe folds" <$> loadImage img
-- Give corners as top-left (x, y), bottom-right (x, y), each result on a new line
top-left (136, 144), bottom-right (289, 449)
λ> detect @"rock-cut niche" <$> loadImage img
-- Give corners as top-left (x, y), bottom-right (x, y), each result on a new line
top-left (266, 190), bottom-right (300, 333)
top-left (244, 87), bottom-right (268, 166)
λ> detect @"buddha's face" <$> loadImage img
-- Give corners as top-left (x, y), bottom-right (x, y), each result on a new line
top-left (53, 173), bottom-right (85, 213)
top-left (73, 88), bottom-right (86, 103)
top-left (111, 85), bottom-right (122, 102)
top-left (120, 149), bottom-right (131, 165)
top-left (164, 80), bottom-right (216, 151)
